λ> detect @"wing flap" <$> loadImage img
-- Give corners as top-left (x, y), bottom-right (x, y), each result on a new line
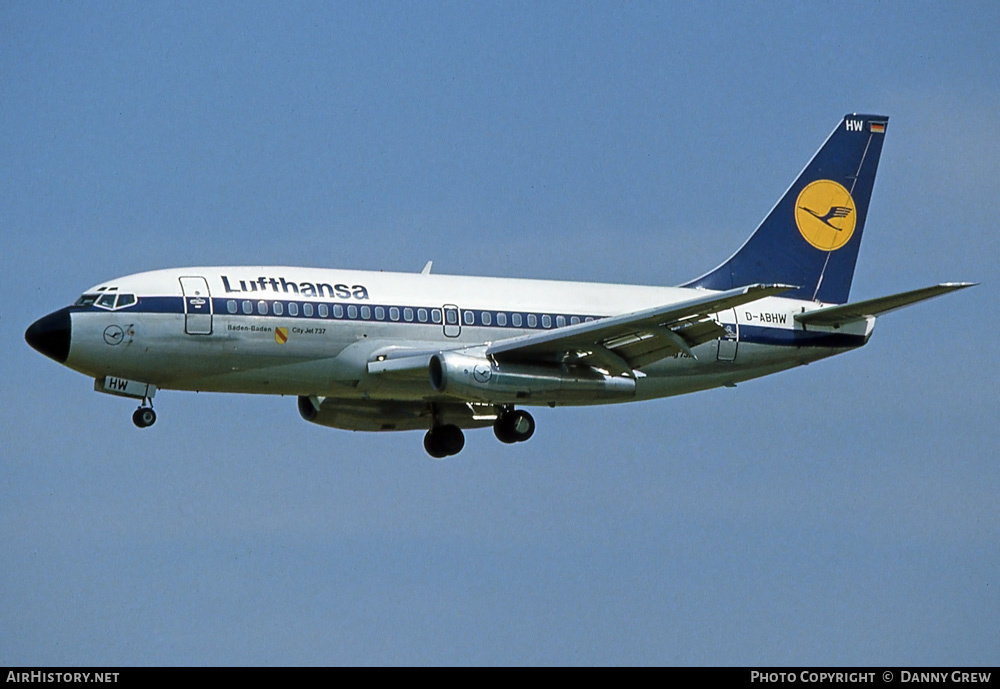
top-left (601, 321), bottom-right (720, 367)
top-left (571, 347), bottom-right (634, 377)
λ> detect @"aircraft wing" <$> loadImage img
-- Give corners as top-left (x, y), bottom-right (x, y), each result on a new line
top-left (795, 283), bottom-right (976, 328)
top-left (366, 283), bottom-right (794, 378)
top-left (486, 283), bottom-right (795, 375)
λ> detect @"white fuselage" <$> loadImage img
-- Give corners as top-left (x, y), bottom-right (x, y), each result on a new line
top-left (61, 266), bottom-right (871, 406)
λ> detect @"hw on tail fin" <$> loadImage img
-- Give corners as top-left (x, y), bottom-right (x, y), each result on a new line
top-left (685, 114), bottom-right (889, 304)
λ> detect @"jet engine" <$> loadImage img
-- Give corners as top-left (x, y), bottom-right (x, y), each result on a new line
top-left (428, 351), bottom-right (635, 404)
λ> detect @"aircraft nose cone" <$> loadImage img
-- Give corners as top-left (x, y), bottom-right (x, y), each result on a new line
top-left (25, 307), bottom-right (72, 363)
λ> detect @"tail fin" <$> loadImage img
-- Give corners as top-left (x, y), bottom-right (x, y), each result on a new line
top-left (684, 114), bottom-right (888, 304)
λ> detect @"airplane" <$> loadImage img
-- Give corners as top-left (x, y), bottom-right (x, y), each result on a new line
top-left (25, 113), bottom-right (973, 458)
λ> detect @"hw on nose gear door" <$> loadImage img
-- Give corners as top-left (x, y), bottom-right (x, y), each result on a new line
top-left (179, 276), bottom-right (213, 335)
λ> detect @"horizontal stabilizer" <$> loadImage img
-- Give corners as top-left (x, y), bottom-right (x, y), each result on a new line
top-left (795, 283), bottom-right (975, 328)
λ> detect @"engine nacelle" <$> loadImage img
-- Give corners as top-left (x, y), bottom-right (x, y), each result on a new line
top-left (297, 395), bottom-right (321, 422)
top-left (429, 351), bottom-right (635, 404)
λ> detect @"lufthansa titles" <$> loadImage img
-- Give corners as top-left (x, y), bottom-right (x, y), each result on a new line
top-left (222, 276), bottom-right (369, 300)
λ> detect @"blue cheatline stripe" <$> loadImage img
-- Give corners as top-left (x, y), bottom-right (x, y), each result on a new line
top-left (72, 296), bottom-right (604, 332)
top-left (738, 324), bottom-right (866, 348)
top-left (69, 297), bottom-right (864, 348)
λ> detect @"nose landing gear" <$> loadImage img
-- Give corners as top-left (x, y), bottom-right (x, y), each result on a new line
top-left (132, 403), bottom-right (156, 428)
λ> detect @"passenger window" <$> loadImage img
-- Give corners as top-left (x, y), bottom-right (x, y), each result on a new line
top-left (585, 317), bottom-right (594, 322)
top-left (257, 300), bottom-right (268, 315)
top-left (496, 312), bottom-right (507, 326)
top-left (360, 306), bottom-right (371, 320)
top-left (303, 303), bottom-right (314, 317)
top-left (417, 308), bottom-right (428, 323)
top-left (333, 304), bottom-right (343, 318)
top-left (273, 302), bottom-right (284, 316)
top-left (445, 310), bottom-right (457, 325)
top-left (482, 312), bottom-right (491, 326)
top-left (571, 316), bottom-right (580, 325)
top-left (347, 305), bottom-right (358, 319)
top-left (527, 314), bottom-right (537, 327)
top-left (288, 303), bottom-right (299, 316)
top-left (431, 309), bottom-right (442, 324)
top-left (374, 306), bottom-right (385, 320)
top-left (390, 307), bottom-right (400, 321)
top-left (242, 301), bottom-right (253, 314)
top-left (403, 308), bottom-right (413, 322)
top-left (227, 300), bottom-right (238, 314)
top-left (318, 304), bottom-right (328, 318)
top-left (512, 313), bottom-right (522, 327)
top-left (541, 315), bottom-right (551, 328)
top-left (463, 311), bottom-right (474, 325)
top-left (556, 315), bottom-right (566, 327)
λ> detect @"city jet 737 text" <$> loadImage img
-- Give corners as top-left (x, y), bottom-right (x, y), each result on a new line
top-left (26, 114), bottom-right (973, 458)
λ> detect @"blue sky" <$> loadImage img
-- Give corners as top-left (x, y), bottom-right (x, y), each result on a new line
top-left (3, 1), bottom-right (997, 665)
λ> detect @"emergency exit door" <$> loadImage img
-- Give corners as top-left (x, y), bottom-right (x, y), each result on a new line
top-left (442, 304), bottom-right (461, 338)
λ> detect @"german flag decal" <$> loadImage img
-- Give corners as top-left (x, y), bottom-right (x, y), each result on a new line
top-left (275, 327), bottom-right (288, 345)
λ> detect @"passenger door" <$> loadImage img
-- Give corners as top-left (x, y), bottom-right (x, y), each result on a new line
top-left (179, 276), bottom-right (213, 335)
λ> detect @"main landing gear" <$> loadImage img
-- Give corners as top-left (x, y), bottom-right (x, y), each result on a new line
top-left (422, 407), bottom-right (535, 458)
top-left (132, 403), bottom-right (156, 428)
top-left (493, 408), bottom-right (535, 445)
top-left (423, 424), bottom-right (465, 459)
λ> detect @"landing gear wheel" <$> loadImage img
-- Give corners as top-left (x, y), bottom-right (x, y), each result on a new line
top-left (132, 407), bottom-right (156, 428)
top-left (423, 424), bottom-right (465, 458)
top-left (494, 409), bottom-right (535, 444)
top-left (439, 424), bottom-right (465, 455)
top-left (424, 431), bottom-right (448, 459)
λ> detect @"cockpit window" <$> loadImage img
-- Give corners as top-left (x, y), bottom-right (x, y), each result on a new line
top-left (91, 293), bottom-right (137, 310)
